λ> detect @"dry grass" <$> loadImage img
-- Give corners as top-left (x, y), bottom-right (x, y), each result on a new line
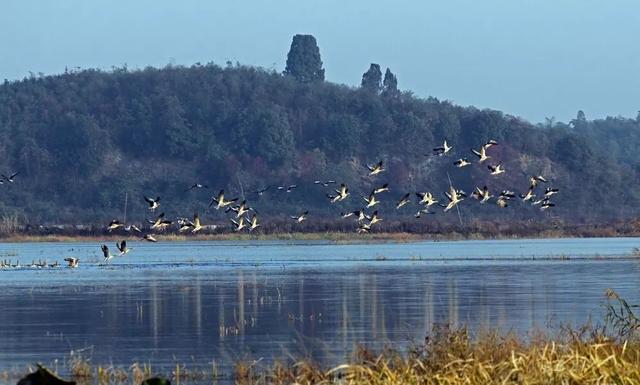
top-left (237, 328), bottom-right (640, 385)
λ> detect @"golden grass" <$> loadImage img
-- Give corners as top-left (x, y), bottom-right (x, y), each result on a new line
top-left (236, 329), bottom-right (640, 385)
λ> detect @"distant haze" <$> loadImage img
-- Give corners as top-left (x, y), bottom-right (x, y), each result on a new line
top-left (2, 0), bottom-right (639, 123)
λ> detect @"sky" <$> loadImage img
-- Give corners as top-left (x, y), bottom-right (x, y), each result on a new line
top-left (1, 0), bottom-right (639, 123)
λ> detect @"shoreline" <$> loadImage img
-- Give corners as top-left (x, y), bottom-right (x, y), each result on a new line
top-left (0, 229), bottom-right (638, 243)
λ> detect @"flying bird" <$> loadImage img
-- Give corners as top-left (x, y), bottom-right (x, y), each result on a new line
top-left (416, 192), bottom-right (438, 207)
top-left (454, 158), bottom-right (471, 168)
top-left (363, 193), bottom-right (379, 208)
top-left (544, 187), bottom-right (559, 197)
top-left (1, 172), bottom-right (19, 183)
top-left (372, 183), bottom-right (389, 194)
top-left (414, 208), bottom-right (434, 218)
top-left (471, 146), bottom-right (490, 163)
top-left (433, 140), bottom-right (452, 156)
top-left (142, 234), bottom-right (158, 242)
top-left (488, 164), bottom-right (505, 176)
top-left (443, 185), bottom-right (465, 212)
top-left (254, 186), bottom-right (271, 196)
top-left (185, 183), bottom-right (208, 192)
top-left (472, 186), bottom-right (492, 203)
top-left (529, 175), bottom-right (548, 188)
top-left (116, 240), bottom-right (130, 255)
top-left (101, 244), bottom-right (113, 264)
top-left (230, 217), bottom-right (247, 231)
top-left (277, 185), bottom-right (298, 193)
top-left (520, 187), bottom-right (536, 202)
top-left (396, 193), bottom-right (411, 209)
top-left (314, 180), bottom-right (336, 187)
top-left (291, 211), bottom-right (309, 223)
top-left (149, 212), bottom-right (172, 230)
top-left (366, 160), bottom-right (385, 176)
top-left (144, 196), bottom-right (160, 211)
top-left (209, 190), bottom-right (238, 209)
top-left (106, 219), bottom-right (123, 232)
top-left (248, 215), bottom-right (260, 231)
top-left (328, 184), bottom-right (349, 203)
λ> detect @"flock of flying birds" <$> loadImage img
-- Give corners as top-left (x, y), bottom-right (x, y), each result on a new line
top-left (0, 138), bottom-right (560, 269)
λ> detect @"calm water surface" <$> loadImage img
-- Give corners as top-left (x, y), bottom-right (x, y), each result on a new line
top-left (0, 237), bottom-right (638, 379)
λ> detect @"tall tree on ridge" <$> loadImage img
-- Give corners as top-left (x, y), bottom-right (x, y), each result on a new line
top-left (284, 34), bottom-right (325, 83)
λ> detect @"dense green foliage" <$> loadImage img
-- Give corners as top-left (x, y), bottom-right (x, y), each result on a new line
top-left (284, 34), bottom-right (324, 83)
top-left (0, 57), bottom-right (638, 226)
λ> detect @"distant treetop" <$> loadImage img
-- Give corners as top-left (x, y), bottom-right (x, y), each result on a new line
top-left (284, 34), bottom-right (325, 83)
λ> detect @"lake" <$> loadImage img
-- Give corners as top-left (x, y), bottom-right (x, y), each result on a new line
top-left (0, 237), bottom-right (638, 381)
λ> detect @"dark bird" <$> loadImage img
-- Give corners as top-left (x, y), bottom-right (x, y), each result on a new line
top-left (144, 196), bottom-right (160, 211)
top-left (314, 180), bottom-right (336, 187)
top-left (277, 185), bottom-right (297, 192)
top-left (101, 244), bottom-right (113, 263)
top-left (116, 240), bottom-right (130, 255)
top-left (185, 183), bottom-right (208, 192)
top-left (1, 171), bottom-right (19, 183)
top-left (254, 186), bottom-right (271, 196)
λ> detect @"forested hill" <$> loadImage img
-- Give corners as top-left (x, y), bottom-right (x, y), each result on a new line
top-left (0, 54), bottom-right (639, 226)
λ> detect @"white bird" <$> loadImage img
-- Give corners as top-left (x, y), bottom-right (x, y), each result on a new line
top-left (443, 185), bottom-right (465, 212)
top-left (291, 211), bottom-right (309, 223)
top-left (277, 185), bottom-right (297, 192)
top-left (433, 140), bottom-right (452, 156)
top-left (356, 223), bottom-right (371, 234)
top-left (64, 257), bottom-right (79, 268)
top-left (484, 140), bottom-right (498, 149)
top-left (415, 208), bottom-right (434, 218)
top-left (185, 183), bottom-right (208, 192)
top-left (328, 184), bottom-right (349, 203)
top-left (191, 213), bottom-right (203, 233)
top-left (496, 196), bottom-right (509, 208)
top-left (472, 186), bottom-right (492, 203)
top-left (368, 211), bottom-right (382, 226)
top-left (416, 192), bottom-right (438, 207)
top-left (372, 183), bottom-right (389, 194)
top-left (227, 200), bottom-right (251, 218)
top-left (472, 146), bottom-right (490, 163)
top-left (520, 188), bottom-right (536, 202)
top-left (488, 164), bottom-right (505, 176)
top-left (125, 224), bottom-right (142, 233)
top-left (540, 200), bottom-right (555, 211)
top-left (544, 187), bottom-right (559, 197)
top-left (248, 215), bottom-right (260, 231)
top-left (529, 175), bottom-right (548, 188)
top-left (106, 219), bottom-right (123, 232)
top-left (149, 212), bottom-right (172, 231)
top-left (142, 234), bottom-right (158, 242)
top-left (363, 192), bottom-right (379, 208)
top-left (209, 190), bottom-right (238, 210)
top-left (230, 217), bottom-right (247, 231)
top-left (454, 158), bottom-right (471, 168)
top-left (144, 196), bottom-right (160, 211)
top-left (396, 193), bottom-right (411, 209)
top-left (366, 160), bottom-right (385, 176)
top-left (314, 180), bottom-right (336, 187)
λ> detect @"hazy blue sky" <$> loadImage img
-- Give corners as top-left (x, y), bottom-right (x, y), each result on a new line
top-left (1, 0), bottom-right (639, 123)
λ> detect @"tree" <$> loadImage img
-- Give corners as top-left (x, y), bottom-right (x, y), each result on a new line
top-left (284, 34), bottom-right (325, 83)
top-left (361, 63), bottom-right (382, 93)
top-left (382, 68), bottom-right (398, 95)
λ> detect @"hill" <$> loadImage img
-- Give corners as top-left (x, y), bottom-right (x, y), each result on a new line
top-left (0, 44), bottom-right (638, 230)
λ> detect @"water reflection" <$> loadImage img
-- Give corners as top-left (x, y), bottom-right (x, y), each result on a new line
top-left (0, 245), bottom-right (638, 378)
